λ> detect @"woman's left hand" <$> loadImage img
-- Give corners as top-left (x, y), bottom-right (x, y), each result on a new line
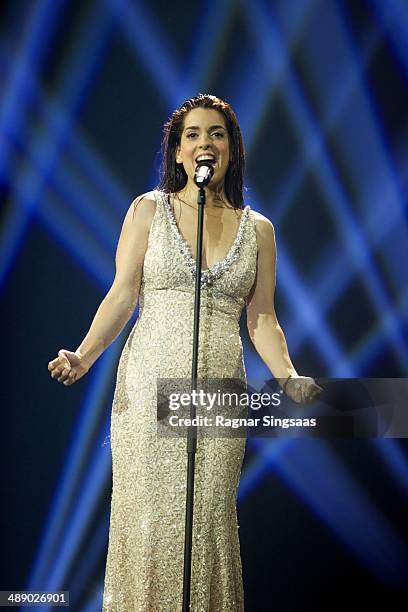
top-left (284, 376), bottom-right (323, 404)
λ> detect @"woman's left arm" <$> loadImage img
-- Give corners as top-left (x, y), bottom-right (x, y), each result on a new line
top-left (246, 213), bottom-right (322, 402)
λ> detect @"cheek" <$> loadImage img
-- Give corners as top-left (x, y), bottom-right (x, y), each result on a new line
top-left (219, 142), bottom-right (230, 160)
top-left (182, 143), bottom-right (196, 160)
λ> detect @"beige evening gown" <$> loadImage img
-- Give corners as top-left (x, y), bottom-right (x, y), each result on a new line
top-left (102, 189), bottom-right (257, 611)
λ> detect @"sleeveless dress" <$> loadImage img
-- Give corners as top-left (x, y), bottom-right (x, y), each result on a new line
top-left (103, 189), bottom-right (258, 611)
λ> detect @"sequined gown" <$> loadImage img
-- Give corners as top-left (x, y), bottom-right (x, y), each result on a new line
top-left (102, 189), bottom-right (257, 611)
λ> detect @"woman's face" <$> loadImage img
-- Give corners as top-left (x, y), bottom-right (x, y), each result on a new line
top-left (176, 107), bottom-right (230, 189)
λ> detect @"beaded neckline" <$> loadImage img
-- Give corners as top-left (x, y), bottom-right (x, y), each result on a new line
top-left (159, 190), bottom-right (250, 286)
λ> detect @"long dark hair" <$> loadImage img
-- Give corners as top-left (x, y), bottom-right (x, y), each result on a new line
top-left (157, 94), bottom-right (246, 210)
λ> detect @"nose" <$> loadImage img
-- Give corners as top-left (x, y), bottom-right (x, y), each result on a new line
top-left (198, 133), bottom-right (212, 148)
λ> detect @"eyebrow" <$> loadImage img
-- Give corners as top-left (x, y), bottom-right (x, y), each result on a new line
top-left (184, 124), bottom-right (226, 131)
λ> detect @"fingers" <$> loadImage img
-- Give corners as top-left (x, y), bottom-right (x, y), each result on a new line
top-left (48, 362), bottom-right (61, 378)
top-left (63, 371), bottom-right (77, 386)
top-left (48, 359), bottom-right (64, 379)
top-left (303, 381), bottom-right (323, 403)
top-left (48, 356), bottom-right (76, 384)
top-left (56, 366), bottom-right (71, 382)
top-left (48, 357), bottom-right (60, 370)
top-left (286, 377), bottom-right (322, 403)
top-left (284, 377), bottom-right (300, 401)
top-left (48, 355), bottom-right (65, 371)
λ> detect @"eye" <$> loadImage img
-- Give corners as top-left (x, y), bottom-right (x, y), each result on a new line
top-left (186, 132), bottom-right (198, 139)
top-left (212, 131), bottom-right (225, 138)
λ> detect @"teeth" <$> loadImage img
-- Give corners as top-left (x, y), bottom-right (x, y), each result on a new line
top-left (196, 156), bottom-right (216, 163)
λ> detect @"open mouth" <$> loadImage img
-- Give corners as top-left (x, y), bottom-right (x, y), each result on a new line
top-left (195, 155), bottom-right (216, 165)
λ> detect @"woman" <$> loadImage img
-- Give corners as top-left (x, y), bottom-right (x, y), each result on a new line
top-left (48, 94), bottom-right (321, 611)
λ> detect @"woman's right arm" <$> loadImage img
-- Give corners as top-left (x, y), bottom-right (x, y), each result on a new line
top-left (48, 193), bottom-right (156, 385)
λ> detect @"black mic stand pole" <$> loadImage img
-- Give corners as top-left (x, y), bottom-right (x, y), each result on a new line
top-left (182, 183), bottom-right (206, 612)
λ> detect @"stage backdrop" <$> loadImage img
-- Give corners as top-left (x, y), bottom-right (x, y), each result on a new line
top-left (1, 0), bottom-right (407, 610)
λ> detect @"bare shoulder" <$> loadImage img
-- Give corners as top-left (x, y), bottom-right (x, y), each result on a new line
top-left (249, 208), bottom-right (276, 243)
top-left (131, 190), bottom-right (157, 213)
top-left (129, 190), bottom-right (158, 228)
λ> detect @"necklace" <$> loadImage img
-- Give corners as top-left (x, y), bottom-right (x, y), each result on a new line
top-left (173, 193), bottom-right (238, 218)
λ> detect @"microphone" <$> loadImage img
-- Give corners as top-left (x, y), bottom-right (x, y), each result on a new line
top-left (194, 161), bottom-right (214, 187)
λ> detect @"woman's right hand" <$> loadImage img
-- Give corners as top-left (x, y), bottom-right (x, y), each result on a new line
top-left (48, 349), bottom-right (90, 386)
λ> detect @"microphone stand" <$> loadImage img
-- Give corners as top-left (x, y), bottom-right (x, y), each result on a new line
top-left (182, 164), bottom-right (213, 611)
